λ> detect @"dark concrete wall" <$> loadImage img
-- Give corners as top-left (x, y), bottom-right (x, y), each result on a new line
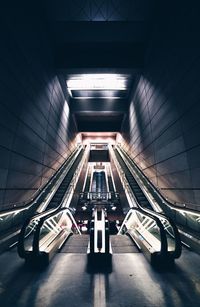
top-left (0, 1), bottom-right (77, 209)
top-left (120, 2), bottom-right (200, 206)
top-left (89, 150), bottom-right (110, 162)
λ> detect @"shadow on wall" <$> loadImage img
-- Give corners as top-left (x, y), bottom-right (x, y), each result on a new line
top-left (0, 2), bottom-right (77, 210)
top-left (120, 68), bottom-right (200, 205)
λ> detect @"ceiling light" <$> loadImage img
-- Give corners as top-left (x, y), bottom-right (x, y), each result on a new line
top-left (66, 74), bottom-right (127, 91)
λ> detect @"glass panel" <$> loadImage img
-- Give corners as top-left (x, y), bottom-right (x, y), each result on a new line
top-left (125, 210), bottom-right (162, 253)
top-left (38, 211), bottom-right (72, 252)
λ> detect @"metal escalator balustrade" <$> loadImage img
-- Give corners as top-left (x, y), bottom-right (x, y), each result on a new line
top-left (20, 207), bottom-right (80, 265)
top-left (106, 164), bottom-right (116, 193)
top-left (117, 145), bottom-right (200, 253)
top-left (109, 145), bottom-right (182, 265)
top-left (96, 172), bottom-right (102, 193)
top-left (118, 207), bottom-right (168, 265)
top-left (91, 171), bottom-right (107, 193)
top-left (91, 172), bottom-right (97, 192)
top-left (80, 166), bottom-right (119, 203)
top-left (113, 147), bottom-right (181, 256)
top-left (34, 208), bottom-right (81, 263)
top-left (18, 146), bottom-right (89, 260)
top-left (114, 149), bottom-right (153, 211)
top-left (89, 171), bottom-right (108, 200)
top-left (83, 165), bottom-right (91, 192)
top-left (35, 146), bottom-right (84, 212)
top-left (0, 146), bottom-right (82, 246)
top-left (46, 149), bottom-right (84, 210)
top-left (88, 207), bottom-right (111, 259)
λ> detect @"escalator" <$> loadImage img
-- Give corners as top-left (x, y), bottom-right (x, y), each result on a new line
top-left (91, 171), bottom-right (107, 193)
top-left (18, 197), bottom-right (180, 267)
top-left (116, 206), bottom-right (181, 266)
top-left (110, 146), bottom-right (182, 265)
top-left (96, 171), bottom-right (107, 193)
top-left (107, 165), bottom-right (115, 193)
top-left (83, 165), bottom-right (91, 192)
top-left (91, 172), bottom-right (97, 192)
top-left (116, 146), bottom-right (200, 254)
top-left (17, 145), bottom-right (181, 268)
top-left (0, 145), bottom-right (85, 251)
top-left (110, 235), bottom-right (139, 253)
top-left (17, 147), bottom-right (87, 264)
top-left (60, 235), bottom-right (89, 254)
top-left (114, 148), bottom-right (152, 210)
top-left (47, 149), bottom-right (84, 209)
top-left (18, 206), bottom-right (81, 265)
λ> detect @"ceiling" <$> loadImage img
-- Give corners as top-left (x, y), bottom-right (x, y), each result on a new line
top-left (42, 0), bottom-right (157, 132)
top-left (44, 0), bottom-right (154, 22)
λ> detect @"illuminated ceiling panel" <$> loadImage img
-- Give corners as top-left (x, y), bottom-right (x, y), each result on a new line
top-left (66, 74), bottom-right (131, 99)
top-left (67, 74), bottom-right (127, 90)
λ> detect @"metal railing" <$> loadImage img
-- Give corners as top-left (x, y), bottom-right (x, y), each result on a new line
top-left (117, 145), bottom-right (200, 237)
top-left (88, 208), bottom-right (110, 256)
top-left (18, 145), bottom-right (89, 259)
top-left (109, 145), bottom-right (182, 263)
top-left (79, 192), bottom-right (120, 202)
top-left (18, 206), bottom-right (80, 265)
top-left (118, 207), bottom-right (172, 265)
top-left (0, 146), bottom-right (83, 237)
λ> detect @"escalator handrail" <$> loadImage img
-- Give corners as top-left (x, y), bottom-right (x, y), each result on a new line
top-left (118, 145), bottom-right (200, 216)
top-left (18, 209), bottom-right (56, 258)
top-left (32, 207), bottom-right (81, 255)
top-left (0, 146), bottom-right (82, 217)
top-left (112, 147), bottom-right (181, 259)
top-left (18, 148), bottom-right (85, 258)
top-left (121, 207), bottom-right (168, 256)
top-left (115, 147), bottom-right (182, 257)
top-left (36, 148), bottom-right (84, 212)
top-left (136, 207), bottom-right (182, 258)
top-left (18, 206), bottom-right (80, 258)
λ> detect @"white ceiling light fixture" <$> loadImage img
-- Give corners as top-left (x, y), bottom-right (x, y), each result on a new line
top-left (66, 74), bottom-right (129, 99)
top-left (67, 74), bottom-right (127, 90)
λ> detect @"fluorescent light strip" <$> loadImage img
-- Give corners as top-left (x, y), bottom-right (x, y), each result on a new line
top-left (66, 74), bottom-right (127, 91)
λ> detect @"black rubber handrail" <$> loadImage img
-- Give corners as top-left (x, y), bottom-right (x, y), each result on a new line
top-left (140, 209), bottom-right (182, 259)
top-left (18, 148), bottom-right (84, 258)
top-left (0, 146), bottom-right (81, 216)
top-left (32, 207), bottom-right (76, 256)
top-left (118, 145), bottom-right (200, 215)
top-left (46, 149), bottom-right (84, 210)
top-left (18, 209), bottom-right (57, 258)
top-left (127, 207), bottom-right (168, 257)
top-left (114, 147), bottom-right (182, 259)
top-left (116, 146), bottom-right (182, 258)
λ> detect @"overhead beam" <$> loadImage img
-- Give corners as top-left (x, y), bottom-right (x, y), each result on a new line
top-left (70, 99), bottom-right (128, 113)
top-left (75, 113), bottom-right (124, 132)
top-left (55, 42), bottom-right (144, 69)
top-left (52, 21), bottom-right (147, 43)
top-left (76, 120), bottom-right (123, 132)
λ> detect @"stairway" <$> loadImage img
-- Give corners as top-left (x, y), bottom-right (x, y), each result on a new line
top-left (111, 235), bottom-right (140, 253)
top-left (60, 235), bottom-right (89, 253)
